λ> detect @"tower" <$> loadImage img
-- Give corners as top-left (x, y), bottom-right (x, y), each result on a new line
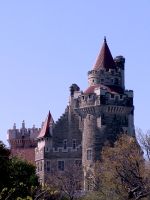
top-left (7, 121), bottom-right (40, 164)
top-left (35, 111), bottom-right (54, 184)
top-left (73, 38), bottom-right (135, 190)
top-left (34, 38), bottom-right (134, 190)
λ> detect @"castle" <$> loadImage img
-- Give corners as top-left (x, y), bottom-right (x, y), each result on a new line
top-left (8, 38), bottom-right (135, 190)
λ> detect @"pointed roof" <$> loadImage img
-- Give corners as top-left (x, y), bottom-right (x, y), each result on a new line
top-left (93, 37), bottom-right (116, 70)
top-left (37, 111), bottom-right (53, 139)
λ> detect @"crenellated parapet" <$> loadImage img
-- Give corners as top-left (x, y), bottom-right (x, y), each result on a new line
top-left (7, 121), bottom-right (40, 148)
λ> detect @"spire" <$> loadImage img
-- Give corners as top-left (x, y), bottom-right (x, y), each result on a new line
top-left (93, 37), bottom-right (115, 70)
top-left (37, 111), bottom-right (53, 139)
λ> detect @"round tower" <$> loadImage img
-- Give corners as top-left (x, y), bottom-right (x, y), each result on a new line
top-left (88, 70), bottom-right (100, 86)
top-left (82, 113), bottom-right (97, 190)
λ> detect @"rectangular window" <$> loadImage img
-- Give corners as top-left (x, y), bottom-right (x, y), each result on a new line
top-left (87, 149), bottom-right (92, 160)
top-left (58, 160), bottom-right (65, 171)
top-left (40, 161), bottom-right (43, 171)
top-left (110, 94), bottom-right (115, 99)
top-left (63, 139), bottom-right (67, 149)
top-left (72, 139), bottom-right (76, 149)
top-left (46, 161), bottom-right (50, 172)
top-left (36, 162), bottom-right (39, 172)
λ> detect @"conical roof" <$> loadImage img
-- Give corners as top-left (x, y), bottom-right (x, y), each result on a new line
top-left (37, 111), bottom-right (53, 139)
top-left (93, 37), bottom-right (116, 70)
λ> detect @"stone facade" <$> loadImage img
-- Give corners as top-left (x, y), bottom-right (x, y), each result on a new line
top-left (8, 38), bottom-right (135, 190)
top-left (35, 38), bottom-right (135, 188)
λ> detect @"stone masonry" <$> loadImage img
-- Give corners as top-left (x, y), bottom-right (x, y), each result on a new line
top-left (8, 38), bottom-right (135, 190)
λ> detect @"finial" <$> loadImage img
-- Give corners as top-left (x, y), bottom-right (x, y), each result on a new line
top-left (22, 120), bottom-right (25, 128)
top-left (104, 36), bottom-right (107, 43)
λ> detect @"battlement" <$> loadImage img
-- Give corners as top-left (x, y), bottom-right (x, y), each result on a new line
top-left (125, 90), bottom-right (133, 97)
top-left (7, 121), bottom-right (40, 148)
top-left (88, 70), bottom-right (100, 76)
top-left (35, 144), bottom-right (82, 161)
top-left (75, 87), bottom-right (133, 110)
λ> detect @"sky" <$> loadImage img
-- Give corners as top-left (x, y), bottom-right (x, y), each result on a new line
top-left (0, 1), bottom-right (150, 145)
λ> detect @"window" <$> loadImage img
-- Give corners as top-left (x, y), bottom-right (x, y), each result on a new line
top-left (63, 139), bottom-right (67, 149)
top-left (46, 161), bottom-right (50, 172)
top-left (87, 149), bottom-right (92, 160)
top-left (58, 160), bottom-right (65, 171)
top-left (88, 94), bottom-right (91, 99)
top-left (114, 78), bottom-right (119, 85)
top-left (100, 70), bottom-right (104, 74)
top-left (36, 162), bottom-right (39, 172)
top-left (40, 161), bottom-right (43, 171)
top-left (72, 139), bottom-right (76, 149)
top-left (111, 70), bottom-right (114, 75)
top-left (45, 147), bottom-right (49, 152)
top-left (110, 94), bottom-right (115, 99)
top-left (120, 95), bottom-right (123, 99)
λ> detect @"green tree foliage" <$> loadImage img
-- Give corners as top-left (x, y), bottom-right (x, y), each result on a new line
top-left (9, 157), bottom-right (39, 188)
top-left (0, 140), bottom-right (39, 199)
top-left (0, 141), bottom-right (10, 190)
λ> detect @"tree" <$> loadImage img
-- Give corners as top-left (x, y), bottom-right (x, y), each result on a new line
top-left (0, 141), bottom-right (10, 190)
top-left (46, 163), bottom-right (83, 200)
top-left (82, 135), bottom-right (150, 200)
top-left (0, 141), bottom-right (39, 200)
top-left (99, 135), bottom-right (150, 200)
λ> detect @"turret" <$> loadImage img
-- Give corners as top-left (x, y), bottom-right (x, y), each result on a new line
top-left (87, 38), bottom-right (125, 91)
top-left (37, 111), bottom-right (54, 150)
top-left (114, 55), bottom-right (125, 89)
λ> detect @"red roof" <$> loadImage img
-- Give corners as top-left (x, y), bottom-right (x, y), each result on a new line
top-left (84, 84), bottom-right (100, 94)
top-left (84, 84), bottom-right (123, 94)
top-left (93, 37), bottom-right (116, 70)
top-left (37, 111), bottom-right (53, 139)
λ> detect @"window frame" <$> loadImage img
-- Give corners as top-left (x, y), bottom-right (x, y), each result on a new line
top-left (58, 160), bottom-right (65, 171)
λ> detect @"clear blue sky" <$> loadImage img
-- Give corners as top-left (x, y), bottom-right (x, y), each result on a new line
top-left (0, 1), bottom-right (150, 145)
